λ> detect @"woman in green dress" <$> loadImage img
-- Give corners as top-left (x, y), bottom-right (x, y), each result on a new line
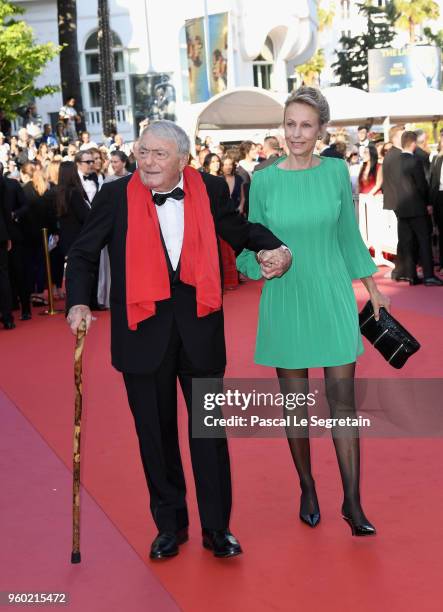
top-left (237, 87), bottom-right (391, 536)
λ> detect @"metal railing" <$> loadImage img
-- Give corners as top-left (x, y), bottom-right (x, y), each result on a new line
top-left (85, 107), bottom-right (132, 127)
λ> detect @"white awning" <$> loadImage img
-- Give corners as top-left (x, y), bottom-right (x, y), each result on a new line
top-left (196, 87), bottom-right (286, 130)
top-left (372, 87), bottom-right (443, 123)
top-left (324, 86), bottom-right (443, 125)
top-left (194, 86), bottom-right (443, 135)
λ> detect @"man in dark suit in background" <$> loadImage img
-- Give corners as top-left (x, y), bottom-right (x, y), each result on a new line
top-left (0, 161), bottom-right (31, 321)
top-left (254, 136), bottom-right (281, 172)
top-left (397, 131), bottom-right (442, 286)
top-left (0, 164), bottom-right (15, 329)
top-left (430, 129), bottom-right (443, 274)
top-left (66, 120), bottom-right (291, 561)
top-left (382, 125), bottom-right (407, 281)
top-left (414, 129), bottom-right (431, 184)
top-left (382, 125), bottom-right (404, 213)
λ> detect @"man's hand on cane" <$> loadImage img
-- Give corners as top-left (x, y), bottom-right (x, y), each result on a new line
top-left (67, 305), bottom-right (93, 335)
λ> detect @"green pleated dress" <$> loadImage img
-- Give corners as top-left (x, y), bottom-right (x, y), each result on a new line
top-left (236, 156), bottom-right (377, 369)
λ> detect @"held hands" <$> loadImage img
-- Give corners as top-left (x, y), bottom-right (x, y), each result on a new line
top-left (369, 290), bottom-right (391, 321)
top-left (257, 246), bottom-right (292, 279)
top-left (67, 305), bottom-right (93, 335)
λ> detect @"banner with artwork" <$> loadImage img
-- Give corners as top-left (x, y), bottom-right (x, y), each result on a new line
top-left (368, 46), bottom-right (441, 93)
top-left (130, 73), bottom-right (176, 135)
top-left (208, 12), bottom-right (228, 95)
top-left (185, 17), bottom-right (210, 103)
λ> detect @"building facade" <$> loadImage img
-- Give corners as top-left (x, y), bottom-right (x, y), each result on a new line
top-left (15, 0), bottom-right (318, 142)
top-left (320, 0), bottom-right (443, 88)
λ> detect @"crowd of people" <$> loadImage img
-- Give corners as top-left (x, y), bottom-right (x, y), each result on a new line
top-left (1, 101), bottom-right (443, 330)
top-left (0, 98), bottom-right (138, 329)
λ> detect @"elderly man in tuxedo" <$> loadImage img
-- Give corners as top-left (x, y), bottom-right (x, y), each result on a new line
top-left (66, 120), bottom-right (291, 560)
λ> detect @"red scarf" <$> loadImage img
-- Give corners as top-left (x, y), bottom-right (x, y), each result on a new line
top-left (125, 166), bottom-right (222, 330)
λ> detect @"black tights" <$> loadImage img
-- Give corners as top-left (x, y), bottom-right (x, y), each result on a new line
top-left (277, 363), bottom-right (369, 523)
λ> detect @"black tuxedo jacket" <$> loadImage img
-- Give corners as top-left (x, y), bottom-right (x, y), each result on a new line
top-left (414, 146), bottom-right (431, 183)
top-left (0, 178), bottom-right (13, 241)
top-left (396, 153), bottom-right (429, 218)
top-left (1, 177), bottom-right (28, 243)
top-left (430, 154), bottom-right (443, 206)
top-left (254, 154), bottom-right (280, 172)
top-left (382, 146), bottom-right (402, 210)
top-left (66, 171), bottom-right (283, 374)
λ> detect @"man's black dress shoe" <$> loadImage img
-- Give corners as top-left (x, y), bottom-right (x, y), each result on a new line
top-left (20, 312), bottom-right (32, 321)
top-left (3, 321), bottom-right (16, 330)
top-left (202, 529), bottom-right (243, 558)
top-left (424, 276), bottom-right (443, 286)
top-left (149, 527), bottom-right (188, 560)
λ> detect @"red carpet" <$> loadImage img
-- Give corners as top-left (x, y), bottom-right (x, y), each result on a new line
top-left (1, 268), bottom-right (442, 611)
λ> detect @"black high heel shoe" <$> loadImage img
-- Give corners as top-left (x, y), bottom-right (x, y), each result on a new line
top-left (299, 490), bottom-right (321, 528)
top-left (300, 511), bottom-right (321, 528)
top-left (342, 513), bottom-right (376, 536)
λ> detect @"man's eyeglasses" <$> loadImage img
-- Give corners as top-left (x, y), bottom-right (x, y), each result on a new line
top-left (138, 147), bottom-right (170, 161)
top-left (81, 160), bottom-right (94, 165)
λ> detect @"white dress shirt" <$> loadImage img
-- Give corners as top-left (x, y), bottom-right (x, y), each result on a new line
top-left (152, 176), bottom-right (184, 270)
top-left (78, 171), bottom-right (97, 205)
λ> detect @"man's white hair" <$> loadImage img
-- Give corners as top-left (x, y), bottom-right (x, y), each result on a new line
top-left (140, 120), bottom-right (190, 156)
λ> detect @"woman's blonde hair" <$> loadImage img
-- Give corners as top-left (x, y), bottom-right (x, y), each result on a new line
top-left (22, 163), bottom-right (48, 196)
top-left (46, 160), bottom-right (61, 185)
top-left (32, 167), bottom-right (48, 196)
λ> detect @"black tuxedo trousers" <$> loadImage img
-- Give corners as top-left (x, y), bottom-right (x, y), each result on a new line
top-left (397, 215), bottom-right (434, 279)
top-left (124, 317), bottom-right (229, 532)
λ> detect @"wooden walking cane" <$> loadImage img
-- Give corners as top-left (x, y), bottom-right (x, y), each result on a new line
top-left (71, 319), bottom-right (87, 564)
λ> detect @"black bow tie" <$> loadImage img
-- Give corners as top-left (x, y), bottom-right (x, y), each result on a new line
top-left (152, 187), bottom-right (184, 206)
top-left (84, 173), bottom-right (98, 183)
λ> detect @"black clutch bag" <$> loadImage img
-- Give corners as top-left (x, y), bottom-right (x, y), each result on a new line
top-left (359, 300), bottom-right (420, 369)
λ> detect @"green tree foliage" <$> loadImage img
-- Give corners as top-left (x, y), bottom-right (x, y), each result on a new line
top-left (0, 0), bottom-right (60, 116)
top-left (423, 26), bottom-right (443, 49)
top-left (332, 1), bottom-right (398, 90)
top-left (395, 0), bottom-right (440, 44)
top-left (296, 50), bottom-right (326, 86)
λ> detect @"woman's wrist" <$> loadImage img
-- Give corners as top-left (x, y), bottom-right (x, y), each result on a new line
top-left (361, 276), bottom-right (378, 296)
top-left (368, 284), bottom-right (380, 297)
